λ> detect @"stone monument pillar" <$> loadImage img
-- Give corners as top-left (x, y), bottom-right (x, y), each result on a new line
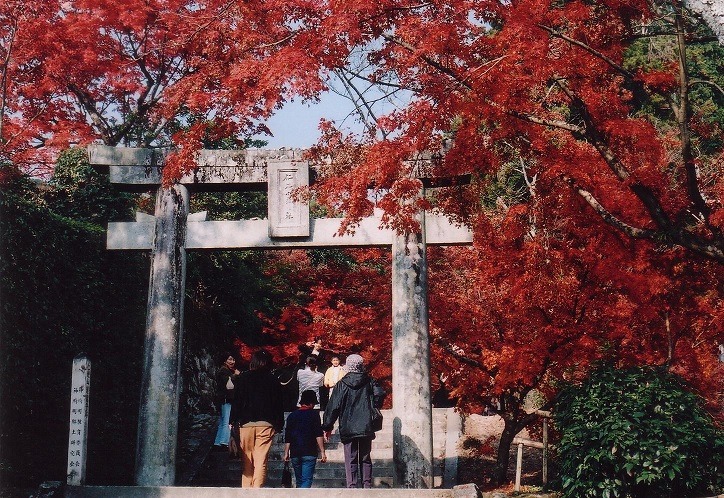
top-left (391, 204), bottom-right (433, 488)
top-left (135, 184), bottom-right (189, 486)
top-left (67, 355), bottom-right (91, 485)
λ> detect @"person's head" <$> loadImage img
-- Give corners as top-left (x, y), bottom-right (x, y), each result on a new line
top-left (313, 337), bottom-right (323, 350)
top-left (220, 352), bottom-right (236, 369)
top-left (344, 354), bottom-right (365, 373)
top-left (299, 390), bottom-right (318, 407)
top-left (249, 349), bottom-right (273, 371)
top-left (330, 356), bottom-right (340, 367)
top-left (306, 355), bottom-right (318, 371)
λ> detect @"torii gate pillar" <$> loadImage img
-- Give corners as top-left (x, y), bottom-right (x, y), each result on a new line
top-left (392, 207), bottom-right (433, 488)
top-left (135, 184), bottom-right (189, 486)
top-left (88, 145), bottom-right (473, 488)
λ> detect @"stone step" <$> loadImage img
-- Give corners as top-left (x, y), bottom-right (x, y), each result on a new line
top-left (202, 457), bottom-right (398, 472)
top-left (274, 409), bottom-right (451, 430)
top-left (190, 408), bottom-right (461, 489)
top-left (266, 457), bottom-right (448, 468)
top-left (64, 485), bottom-right (481, 497)
top-left (211, 461), bottom-right (446, 473)
top-left (199, 461), bottom-right (447, 489)
top-left (271, 437), bottom-right (448, 450)
top-left (272, 437), bottom-right (396, 448)
top-left (200, 455), bottom-right (446, 471)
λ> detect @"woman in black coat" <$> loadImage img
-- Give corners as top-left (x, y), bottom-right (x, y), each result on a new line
top-left (322, 354), bottom-right (385, 488)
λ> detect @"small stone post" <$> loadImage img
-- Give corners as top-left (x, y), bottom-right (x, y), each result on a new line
top-left (391, 199), bottom-right (433, 488)
top-left (542, 417), bottom-right (549, 485)
top-left (135, 184), bottom-right (189, 486)
top-left (514, 442), bottom-right (523, 492)
top-left (67, 355), bottom-right (91, 485)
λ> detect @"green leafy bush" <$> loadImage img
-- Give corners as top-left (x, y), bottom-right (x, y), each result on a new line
top-left (554, 366), bottom-right (723, 498)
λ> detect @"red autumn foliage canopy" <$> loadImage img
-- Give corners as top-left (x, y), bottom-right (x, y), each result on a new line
top-left (3, 1), bottom-right (721, 483)
top-left (233, 248), bottom-right (393, 389)
top-left (3, 0), bottom-right (721, 411)
top-left (3, 0), bottom-right (721, 261)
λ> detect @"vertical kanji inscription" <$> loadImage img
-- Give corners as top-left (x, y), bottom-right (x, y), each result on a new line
top-left (66, 355), bottom-right (90, 485)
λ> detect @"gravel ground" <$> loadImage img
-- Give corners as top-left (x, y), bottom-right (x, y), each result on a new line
top-left (457, 413), bottom-right (556, 496)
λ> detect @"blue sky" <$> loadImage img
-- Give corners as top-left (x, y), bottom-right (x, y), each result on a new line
top-left (255, 91), bottom-right (362, 149)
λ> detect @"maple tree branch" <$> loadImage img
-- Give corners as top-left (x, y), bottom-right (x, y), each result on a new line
top-left (334, 69), bottom-right (386, 139)
top-left (377, 31), bottom-right (507, 103)
top-left (539, 24), bottom-right (681, 116)
top-left (689, 78), bottom-right (724, 98)
top-left (575, 181), bottom-right (724, 261)
top-left (386, 2), bottom-right (433, 11)
top-left (552, 76), bottom-right (635, 183)
top-left (127, 34), bottom-right (156, 93)
top-left (381, 33), bottom-right (472, 91)
top-left (518, 156), bottom-right (537, 199)
top-left (338, 66), bottom-right (420, 93)
top-left (67, 83), bottom-right (115, 143)
top-left (674, 4), bottom-right (709, 218)
top-left (2, 102), bottom-right (49, 151)
top-left (571, 183), bottom-right (658, 239)
top-left (547, 80), bottom-right (723, 261)
top-left (551, 77), bottom-right (700, 240)
top-left (537, 25), bottom-right (634, 79)
top-left (439, 341), bottom-right (498, 378)
top-left (92, 32), bottom-right (166, 146)
top-left (174, 0), bottom-right (238, 49)
top-left (664, 311), bottom-right (674, 365)
top-left (504, 108), bottom-right (586, 135)
top-left (466, 56), bottom-right (510, 81)
top-left (664, 228), bottom-right (724, 262)
top-left (246, 33), bottom-right (296, 53)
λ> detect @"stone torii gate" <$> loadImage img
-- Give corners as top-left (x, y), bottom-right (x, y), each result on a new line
top-left (88, 144), bottom-right (473, 489)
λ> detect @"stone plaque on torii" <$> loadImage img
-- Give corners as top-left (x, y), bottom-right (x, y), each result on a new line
top-left (88, 144), bottom-right (473, 489)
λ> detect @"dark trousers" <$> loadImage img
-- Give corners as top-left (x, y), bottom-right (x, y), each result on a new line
top-left (343, 437), bottom-right (373, 488)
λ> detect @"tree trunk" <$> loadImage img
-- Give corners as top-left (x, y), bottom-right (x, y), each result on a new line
top-left (494, 418), bottom-right (521, 485)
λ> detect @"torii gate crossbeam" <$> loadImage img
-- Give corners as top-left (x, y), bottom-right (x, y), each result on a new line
top-left (89, 144), bottom-right (473, 489)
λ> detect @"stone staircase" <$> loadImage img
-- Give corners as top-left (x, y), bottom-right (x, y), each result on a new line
top-left (191, 408), bottom-right (461, 489)
top-left (64, 486), bottom-right (482, 498)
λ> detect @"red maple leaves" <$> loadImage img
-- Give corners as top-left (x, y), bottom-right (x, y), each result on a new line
top-left (3, 0), bottom-right (721, 419)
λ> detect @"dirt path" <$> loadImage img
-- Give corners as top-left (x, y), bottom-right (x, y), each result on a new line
top-left (457, 414), bottom-right (548, 493)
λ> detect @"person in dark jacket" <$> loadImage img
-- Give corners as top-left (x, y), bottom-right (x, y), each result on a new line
top-left (283, 390), bottom-right (327, 488)
top-left (213, 352), bottom-right (239, 449)
top-left (230, 349), bottom-right (284, 488)
top-left (322, 354), bottom-right (385, 488)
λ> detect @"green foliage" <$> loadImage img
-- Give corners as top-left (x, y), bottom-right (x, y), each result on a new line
top-left (190, 191), bottom-right (267, 221)
top-left (47, 148), bottom-right (135, 223)
top-left (185, 250), bottom-right (285, 350)
top-left (308, 248), bottom-right (360, 268)
top-left (625, 38), bottom-right (724, 149)
top-left (479, 160), bottom-right (531, 210)
top-left (184, 190), bottom-right (292, 354)
top-left (554, 366), bottom-right (724, 498)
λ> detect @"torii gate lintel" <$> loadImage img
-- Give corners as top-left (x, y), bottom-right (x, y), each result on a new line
top-left (89, 144), bottom-right (473, 489)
